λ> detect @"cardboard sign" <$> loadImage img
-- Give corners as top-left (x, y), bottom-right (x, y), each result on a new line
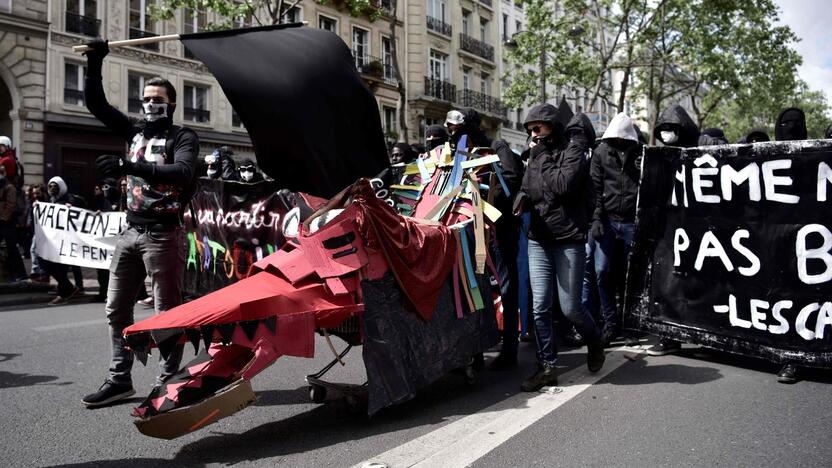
top-left (626, 140), bottom-right (832, 366)
top-left (32, 202), bottom-right (125, 269)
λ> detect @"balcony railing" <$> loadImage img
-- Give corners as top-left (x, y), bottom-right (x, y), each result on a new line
top-left (63, 88), bottom-right (84, 105)
top-left (427, 15), bottom-right (452, 36)
top-left (354, 53), bottom-right (397, 85)
top-left (65, 12), bottom-right (100, 37)
top-left (457, 89), bottom-right (507, 118)
top-left (128, 97), bottom-right (143, 114)
top-left (424, 77), bottom-right (456, 102)
top-left (184, 107), bottom-right (211, 123)
top-left (460, 34), bottom-right (494, 61)
top-left (129, 28), bottom-right (159, 51)
top-left (480, 0), bottom-right (492, 6)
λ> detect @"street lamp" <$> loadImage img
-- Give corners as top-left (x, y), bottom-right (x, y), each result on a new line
top-left (506, 23), bottom-right (584, 103)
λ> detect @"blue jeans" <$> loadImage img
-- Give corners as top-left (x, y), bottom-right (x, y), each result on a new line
top-left (528, 239), bottom-right (600, 365)
top-left (581, 239), bottom-right (601, 324)
top-left (105, 226), bottom-right (186, 386)
top-left (589, 218), bottom-right (635, 331)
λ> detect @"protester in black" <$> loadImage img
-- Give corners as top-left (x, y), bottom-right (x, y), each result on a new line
top-left (514, 104), bottom-right (605, 391)
top-left (647, 105), bottom-right (701, 357)
top-left (699, 127), bottom-right (729, 145)
top-left (487, 138), bottom-right (525, 370)
top-left (237, 158), bottom-right (264, 183)
top-left (205, 146), bottom-right (238, 180)
top-left (42, 176), bottom-right (86, 305)
top-left (0, 164), bottom-right (26, 283)
top-left (425, 125), bottom-right (449, 151)
top-left (736, 129), bottom-right (770, 144)
top-left (90, 177), bottom-right (123, 303)
top-left (775, 107), bottom-right (808, 141)
top-left (81, 39), bottom-right (199, 408)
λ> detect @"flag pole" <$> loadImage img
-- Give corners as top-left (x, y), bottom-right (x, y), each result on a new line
top-left (72, 34), bottom-right (181, 53)
top-left (72, 22), bottom-right (309, 53)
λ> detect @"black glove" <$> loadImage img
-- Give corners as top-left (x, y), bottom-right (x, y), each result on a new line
top-left (96, 154), bottom-right (131, 177)
top-left (590, 220), bottom-right (604, 240)
top-left (83, 38), bottom-right (109, 62)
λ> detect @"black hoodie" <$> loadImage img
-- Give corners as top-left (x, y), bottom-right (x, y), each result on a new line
top-left (653, 104), bottom-right (700, 148)
top-left (736, 129), bottom-right (770, 144)
top-left (775, 107), bottom-right (808, 141)
top-left (516, 104), bottom-right (590, 243)
top-left (699, 127), bottom-right (728, 146)
top-left (567, 113), bottom-right (597, 148)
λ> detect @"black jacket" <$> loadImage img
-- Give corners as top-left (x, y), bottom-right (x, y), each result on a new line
top-left (699, 127), bottom-right (728, 146)
top-left (516, 104), bottom-right (590, 244)
top-left (591, 138), bottom-right (642, 223)
top-left (736, 129), bottom-right (770, 144)
top-left (490, 139), bottom-right (524, 227)
top-left (653, 105), bottom-right (700, 148)
top-left (775, 107), bottom-right (808, 141)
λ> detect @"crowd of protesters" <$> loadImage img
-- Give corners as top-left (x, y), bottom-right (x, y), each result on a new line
top-left (384, 103), bottom-right (820, 390)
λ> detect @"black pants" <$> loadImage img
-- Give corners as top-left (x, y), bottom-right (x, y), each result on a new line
top-left (492, 218), bottom-right (521, 356)
top-left (40, 258), bottom-right (75, 297)
top-left (96, 268), bottom-right (109, 298)
top-left (0, 221), bottom-right (26, 280)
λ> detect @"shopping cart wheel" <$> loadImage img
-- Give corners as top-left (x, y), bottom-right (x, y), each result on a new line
top-left (309, 384), bottom-right (327, 403)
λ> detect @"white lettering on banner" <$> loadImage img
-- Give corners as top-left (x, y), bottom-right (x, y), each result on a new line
top-left (795, 224), bottom-right (832, 285)
top-left (817, 162), bottom-right (832, 202)
top-left (673, 229), bottom-right (761, 278)
top-left (33, 202), bottom-right (125, 269)
top-left (713, 294), bottom-right (832, 340)
top-left (673, 228), bottom-right (690, 267)
top-left (192, 201), bottom-right (282, 230)
top-left (672, 158), bottom-right (801, 206)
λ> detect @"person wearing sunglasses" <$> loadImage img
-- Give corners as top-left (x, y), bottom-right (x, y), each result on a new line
top-left (512, 103), bottom-right (606, 391)
top-left (237, 158), bottom-right (264, 183)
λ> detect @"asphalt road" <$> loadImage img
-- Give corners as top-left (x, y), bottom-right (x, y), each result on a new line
top-left (0, 300), bottom-right (830, 468)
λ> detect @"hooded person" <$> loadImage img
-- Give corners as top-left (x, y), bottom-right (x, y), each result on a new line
top-left (652, 104), bottom-right (700, 148)
top-left (237, 158), bottom-right (264, 183)
top-left (89, 177), bottom-right (122, 303)
top-left (462, 108), bottom-right (491, 148)
top-left (736, 129), bottom-right (770, 144)
top-left (39, 176), bottom-right (86, 305)
top-left (205, 146), bottom-right (238, 180)
top-left (775, 107), bottom-right (808, 141)
top-left (566, 112), bottom-right (598, 150)
top-left (513, 103), bottom-right (605, 391)
top-left (699, 127), bottom-right (729, 146)
top-left (582, 113), bottom-right (642, 344)
top-left (425, 124), bottom-right (449, 151)
top-left (47, 176), bottom-right (86, 208)
top-left (0, 135), bottom-right (18, 182)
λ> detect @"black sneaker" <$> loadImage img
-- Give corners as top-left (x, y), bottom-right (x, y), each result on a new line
top-left (82, 380), bottom-right (135, 407)
top-left (646, 339), bottom-right (682, 356)
top-left (587, 343), bottom-right (606, 372)
top-left (521, 363), bottom-right (557, 392)
top-left (488, 352), bottom-right (518, 371)
top-left (776, 364), bottom-right (798, 384)
top-left (559, 326), bottom-right (583, 347)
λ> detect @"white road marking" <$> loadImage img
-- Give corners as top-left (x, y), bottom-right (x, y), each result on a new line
top-left (354, 347), bottom-right (638, 468)
top-left (33, 312), bottom-right (154, 331)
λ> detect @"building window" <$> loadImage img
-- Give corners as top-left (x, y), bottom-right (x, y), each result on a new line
top-left (129, 0), bottom-right (157, 51)
top-left (66, 0), bottom-right (100, 37)
top-left (462, 66), bottom-right (471, 91)
top-left (383, 106), bottom-right (397, 135)
top-left (515, 20), bottom-right (522, 34)
top-left (284, 6), bottom-right (302, 23)
top-left (480, 17), bottom-right (489, 43)
top-left (319, 14), bottom-right (337, 33)
top-left (429, 50), bottom-right (448, 81)
top-left (64, 62), bottom-right (85, 106)
top-left (183, 8), bottom-right (207, 59)
top-left (127, 72), bottom-right (152, 114)
top-left (184, 83), bottom-right (210, 123)
top-left (462, 10), bottom-right (470, 36)
top-left (352, 27), bottom-right (370, 68)
top-left (428, 0), bottom-right (447, 22)
top-left (502, 13), bottom-right (508, 41)
top-left (0, 0), bottom-right (10, 14)
top-left (232, 109), bottom-right (244, 128)
top-left (381, 36), bottom-right (395, 83)
top-left (481, 72), bottom-right (490, 96)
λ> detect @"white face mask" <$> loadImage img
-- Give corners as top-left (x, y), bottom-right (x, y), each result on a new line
top-left (660, 130), bottom-right (678, 144)
top-left (206, 168), bottom-right (217, 177)
top-left (142, 101), bottom-right (169, 122)
top-left (240, 170), bottom-right (254, 182)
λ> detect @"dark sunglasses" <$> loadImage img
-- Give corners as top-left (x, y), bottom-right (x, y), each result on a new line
top-left (528, 125), bottom-right (543, 134)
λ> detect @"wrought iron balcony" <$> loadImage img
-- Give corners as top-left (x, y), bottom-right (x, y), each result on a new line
top-left (354, 53), bottom-right (397, 85)
top-left (184, 107), bottom-right (211, 123)
top-left (480, 0), bottom-right (492, 7)
top-left (63, 88), bottom-right (84, 105)
top-left (65, 12), bottom-right (100, 37)
top-left (457, 89), bottom-right (507, 117)
top-left (460, 34), bottom-right (494, 61)
top-left (424, 77), bottom-right (456, 102)
top-left (128, 28), bottom-right (159, 51)
top-left (427, 16), bottom-right (452, 36)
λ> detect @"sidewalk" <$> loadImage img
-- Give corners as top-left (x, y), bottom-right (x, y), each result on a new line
top-left (0, 256), bottom-right (103, 308)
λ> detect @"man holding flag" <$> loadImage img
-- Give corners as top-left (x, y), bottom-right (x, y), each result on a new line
top-left (81, 39), bottom-right (199, 408)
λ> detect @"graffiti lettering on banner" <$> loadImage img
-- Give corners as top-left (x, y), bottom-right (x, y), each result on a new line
top-left (33, 202), bottom-right (125, 269)
top-left (184, 178), bottom-right (287, 296)
top-left (626, 140), bottom-right (832, 366)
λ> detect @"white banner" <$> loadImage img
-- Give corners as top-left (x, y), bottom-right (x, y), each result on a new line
top-left (33, 202), bottom-right (126, 269)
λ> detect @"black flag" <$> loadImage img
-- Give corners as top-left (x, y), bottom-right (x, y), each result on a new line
top-left (181, 24), bottom-right (390, 198)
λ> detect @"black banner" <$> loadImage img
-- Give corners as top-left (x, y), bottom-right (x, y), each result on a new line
top-left (626, 140), bottom-right (832, 366)
top-left (184, 178), bottom-right (287, 295)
